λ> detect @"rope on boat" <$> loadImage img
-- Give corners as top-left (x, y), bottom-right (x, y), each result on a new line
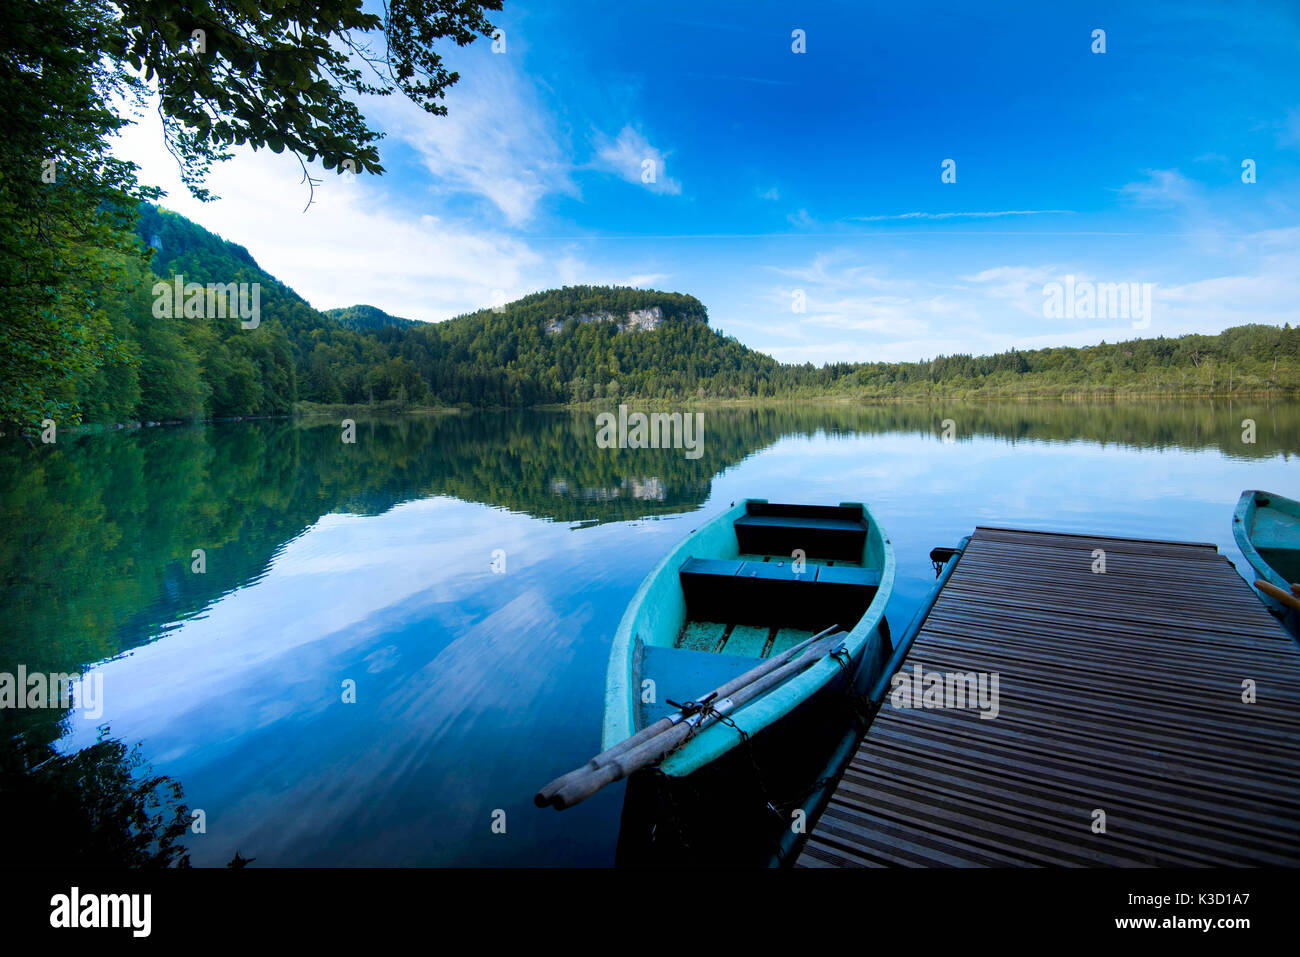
top-left (663, 692), bottom-right (718, 722)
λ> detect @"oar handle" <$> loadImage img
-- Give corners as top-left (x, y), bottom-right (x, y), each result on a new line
top-left (1255, 579), bottom-right (1300, 612)
top-left (549, 632), bottom-right (847, 809)
top-left (533, 624), bottom-right (842, 807)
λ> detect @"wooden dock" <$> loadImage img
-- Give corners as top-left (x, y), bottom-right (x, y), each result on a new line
top-left (797, 526), bottom-right (1300, 867)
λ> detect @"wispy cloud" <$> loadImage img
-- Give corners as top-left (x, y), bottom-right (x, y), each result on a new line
top-left (590, 126), bottom-right (682, 195)
top-left (798, 297), bottom-right (942, 335)
top-left (851, 209), bottom-right (1073, 222)
top-left (364, 57), bottom-right (577, 226)
top-left (679, 72), bottom-right (795, 87)
top-left (112, 97), bottom-right (593, 322)
top-left (1154, 226), bottom-right (1300, 333)
top-left (1280, 106), bottom-right (1300, 151)
top-left (767, 250), bottom-right (895, 290)
top-left (589, 272), bottom-right (669, 288)
top-left (960, 265), bottom-right (1067, 319)
top-left (753, 224), bottom-right (1300, 364)
top-left (1116, 169), bottom-right (1200, 209)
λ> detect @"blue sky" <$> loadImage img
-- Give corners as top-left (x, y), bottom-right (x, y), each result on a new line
top-left (117, 0), bottom-right (1300, 363)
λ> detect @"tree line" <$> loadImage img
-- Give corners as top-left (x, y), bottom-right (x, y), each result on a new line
top-left (50, 205), bottom-right (1300, 427)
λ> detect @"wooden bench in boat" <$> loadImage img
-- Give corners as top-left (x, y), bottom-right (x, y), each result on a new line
top-left (679, 556), bottom-right (881, 632)
top-left (732, 502), bottom-right (868, 561)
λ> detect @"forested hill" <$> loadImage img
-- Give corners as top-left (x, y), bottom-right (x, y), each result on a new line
top-left (321, 305), bottom-right (418, 331)
top-left (41, 204), bottom-right (1300, 427)
top-left (63, 204), bottom-right (789, 421)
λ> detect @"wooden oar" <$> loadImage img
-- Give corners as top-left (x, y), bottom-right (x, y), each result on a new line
top-left (533, 624), bottom-right (840, 808)
top-left (1291, 582), bottom-right (1300, 598)
top-left (1256, 579), bottom-right (1300, 612)
top-left (547, 631), bottom-right (847, 810)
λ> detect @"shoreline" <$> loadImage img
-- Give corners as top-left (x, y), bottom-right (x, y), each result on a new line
top-left (28, 388), bottom-right (1300, 435)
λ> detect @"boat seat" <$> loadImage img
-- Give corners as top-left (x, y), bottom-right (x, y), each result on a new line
top-left (732, 502), bottom-right (867, 561)
top-left (679, 557), bottom-right (879, 631)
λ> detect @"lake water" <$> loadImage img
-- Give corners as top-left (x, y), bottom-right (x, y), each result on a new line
top-left (2, 401), bottom-right (1297, 866)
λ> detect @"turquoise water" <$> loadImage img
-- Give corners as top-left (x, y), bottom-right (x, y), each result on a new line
top-left (1, 401), bottom-right (1296, 865)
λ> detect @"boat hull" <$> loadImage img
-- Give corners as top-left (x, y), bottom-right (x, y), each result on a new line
top-left (612, 636), bottom-right (884, 866)
top-left (1233, 490), bottom-right (1300, 638)
top-left (603, 499), bottom-right (896, 778)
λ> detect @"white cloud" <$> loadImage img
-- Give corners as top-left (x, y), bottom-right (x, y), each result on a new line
top-left (363, 57), bottom-right (576, 226)
top-left (749, 228), bottom-right (1300, 364)
top-left (111, 97), bottom-right (591, 321)
top-left (590, 126), bottom-right (681, 195)
top-left (615, 273), bottom-right (669, 287)
top-left (1152, 226), bottom-right (1300, 333)
top-left (767, 251), bottom-right (896, 291)
top-left (1279, 106), bottom-right (1300, 151)
top-left (800, 299), bottom-right (938, 335)
top-left (852, 209), bottom-right (1073, 222)
top-left (1116, 169), bottom-right (1200, 209)
top-left (786, 208), bottom-right (815, 228)
top-left (960, 265), bottom-right (1067, 319)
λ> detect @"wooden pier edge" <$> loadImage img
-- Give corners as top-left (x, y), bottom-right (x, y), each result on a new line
top-left (797, 526), bottom-right (1300, 868)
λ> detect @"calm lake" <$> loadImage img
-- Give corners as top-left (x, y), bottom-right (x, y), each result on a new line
top-left (2, 400), bottom-right (1297, 866)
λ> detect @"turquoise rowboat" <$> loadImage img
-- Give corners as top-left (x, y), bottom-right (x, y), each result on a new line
top-left (1233, 490), bottom-right (1300, 638)
top-left (603, 499), bottom-right (895, 778)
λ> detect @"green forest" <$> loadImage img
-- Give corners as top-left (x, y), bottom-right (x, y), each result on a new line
top-left (10, 202), bottom-right (1300, 430)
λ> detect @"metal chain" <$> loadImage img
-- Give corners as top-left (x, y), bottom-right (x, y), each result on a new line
top-left (652, 768), bottom-right (695, 857)
top-left (700, 706), bottom-right (786, 825)
top-left (648, 648), bottom-right (886, 864)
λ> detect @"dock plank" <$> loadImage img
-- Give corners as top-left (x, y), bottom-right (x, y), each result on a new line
top-left (797, 526), bottom-right (1300, 867)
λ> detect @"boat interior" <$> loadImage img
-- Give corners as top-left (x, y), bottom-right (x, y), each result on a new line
top-left (1248, 493), bottom-right (1300, 583)
top-left (636, 502), bottom-right (882, 728)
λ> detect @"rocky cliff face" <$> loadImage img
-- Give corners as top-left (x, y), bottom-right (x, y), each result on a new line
top-left (622, 307), bottom-right (663, 332)
top-left (545, 305), bottom-right (663, 335)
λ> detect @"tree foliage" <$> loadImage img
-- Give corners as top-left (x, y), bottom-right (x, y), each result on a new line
top-left (0, 0), bottom-right (158, 428)
top-left (111, 0), bottom-right (500, 196)
top-left (0, 0), bottom-right (499, 428)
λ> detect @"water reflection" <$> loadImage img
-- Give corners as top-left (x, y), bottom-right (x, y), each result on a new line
top-left (0, 400), bottom-right (1296, 865)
